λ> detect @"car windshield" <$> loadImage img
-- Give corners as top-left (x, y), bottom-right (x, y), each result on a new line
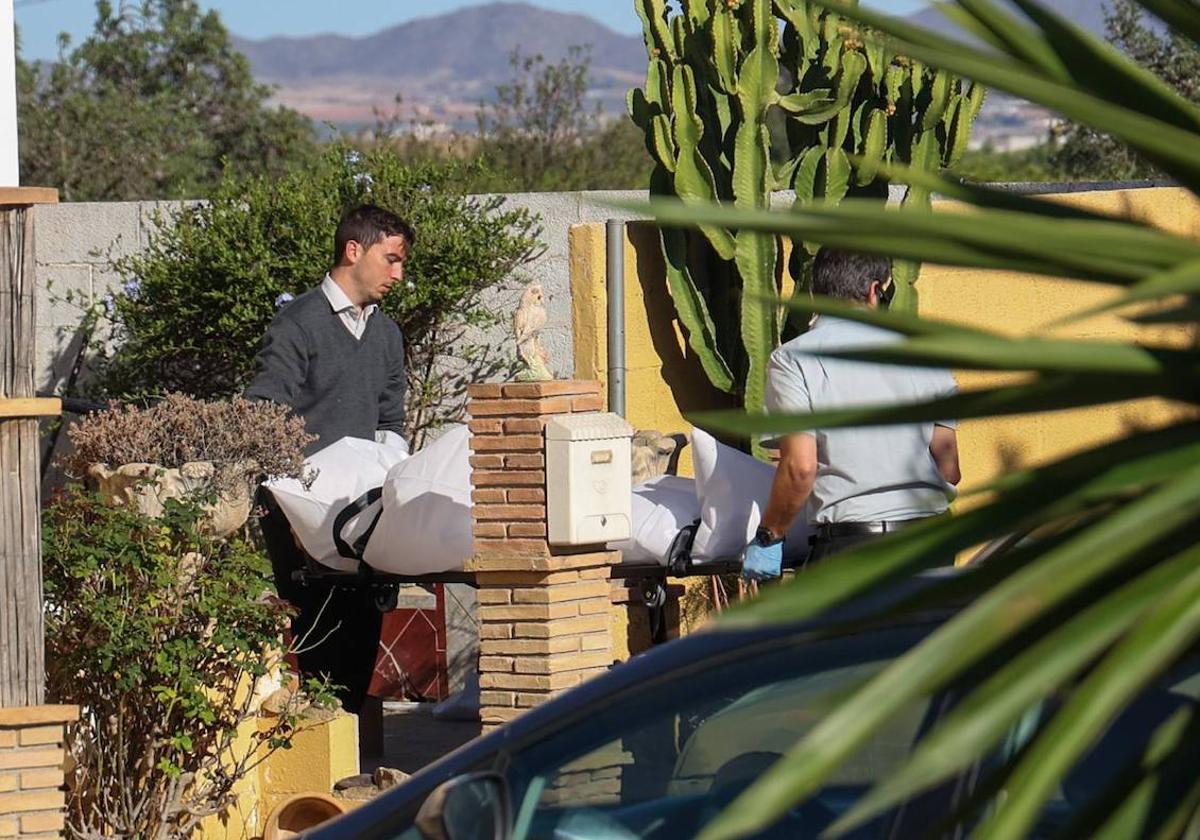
top-left (501, 622), bottom-right (952, 840)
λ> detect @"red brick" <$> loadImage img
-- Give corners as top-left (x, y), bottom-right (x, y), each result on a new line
top-left (0, 789), bottom-right (65, 814)
top-left (18, 768), bottom-right (62, 790)
top-left (501, 381), bottom-right (601, 398)
top-left (471, 470), bottom-right (546, 487)
top-left (469, 454), bottom-right (504, 469)
top-left (505, 454), bottom-right (545, 469)
top-left (467, 383), bottom-right (503, 399)
top-left (472, 489), bottom-right (506, 504)
top-left (469, 398), bottom-right (571, 417)
top-left (473, 522), bottom-right (507, 538)
top-left (513, 614), bottom-right (610, 638)
top-left (571, 394), bottom-right (606, 412)
top-left (509, 522), bottom-right (548, 538)
top-left (504, 418), bottom-right (546, 434)
top-left (16, 728), bottom-right (60, 748)
top-left (468, 419), bottom-right (504, 435)
top-left (470, 435), bottom-right (543, 452)
top-left (474, 505), bottom-right (545, 522)
top-left (469, 541), bottom-right (551, 563)
top-left (507, 488), bottom-right (546, 503)
top-left (21, 812), bottom-right (65, 834)
top-left (481, 706), bottom-right (527, 724)
top-left (513, 581), bottom-right (611, 604)
top-left (0, 751), bottom-right (61, 771)
top-left (479, 691), bottom-right (516, 708)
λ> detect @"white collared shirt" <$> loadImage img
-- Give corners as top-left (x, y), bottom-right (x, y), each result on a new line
top-left (318, 275), bottom-right (407, 452)
top-left (321, 274), bottom-right (377, 340)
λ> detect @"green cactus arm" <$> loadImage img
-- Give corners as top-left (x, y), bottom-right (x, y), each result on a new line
top-left (627, 88), bottom-right (649, 129)
top-left (777, 89), bottom-right (837, 115)
top-left (819, 146), bottom-right (852, 205)
top-left (941, 94), bottom-right (973, 168)
top-left (888, 130), bottom-right (941, 314)
top-left (793, 146), bottom-right (825, 210)
top-left (672, 14), bottom-right (688, 59)
top-left (673, 65), bottom-right (738, 259)
top-left (651, 116), bottom-right (678, 173)
top-left (646, 58), bottom-right (672, 112)
top-left (910, 58), bottom-right (927, 98)
top-left (774, 0), bottom-right (814, 46)
top-left (885, 64), bottom-right (906, 105)
top-left (681, 0), bottom-right (711, 32)
top-left (736, 228), bottom-right (781, 424)
top-left (636, 0), bottom-right (676, 61)
top-left (865, 37), bottom-right (888, 82)
top-left (791, 49), bottom-right (867, 125)
top-left (856, 107), bottom-right (889, 185)
top-left (711, 7), bottom-right (741, 94)
top-left (921, 68), bottom-right (952, 130)
top-left (660, 224), bottom-right (737, 392)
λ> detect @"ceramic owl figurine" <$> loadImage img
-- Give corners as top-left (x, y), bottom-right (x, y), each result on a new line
top-left (513, 282), bottom-right (552, 381)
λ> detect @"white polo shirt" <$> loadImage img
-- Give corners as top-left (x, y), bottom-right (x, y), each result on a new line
top-left (765, 316), bottom-right (958, 524)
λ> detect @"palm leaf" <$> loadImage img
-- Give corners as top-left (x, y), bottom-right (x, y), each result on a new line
top-left (697, 465), bottom-right (1200, 840)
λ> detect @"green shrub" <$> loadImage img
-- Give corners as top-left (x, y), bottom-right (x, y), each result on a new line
top-left (43, 488), bottom-right (336, 839)
top-left (92, 143), bottom-right (544, 446)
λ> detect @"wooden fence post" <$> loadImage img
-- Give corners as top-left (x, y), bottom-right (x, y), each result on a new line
top-left (0, 187), bottom-right (60, 708)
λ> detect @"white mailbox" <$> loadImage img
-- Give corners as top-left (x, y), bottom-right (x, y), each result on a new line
top-left (545, 412), bottom-right (634, 546)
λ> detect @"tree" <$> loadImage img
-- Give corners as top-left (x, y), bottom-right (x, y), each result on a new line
top-left (643, 0), bottom-right (1200, 837)
top-left (91, 144), bottom-right (543, 448)
top-left (16, 0), bottom-right (316, 200)
top-left (1052, 0), bottom-right (1200, 180)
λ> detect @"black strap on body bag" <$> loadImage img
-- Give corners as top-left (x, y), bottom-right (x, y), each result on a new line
top-left (331, 487), bottom-right (385, 571)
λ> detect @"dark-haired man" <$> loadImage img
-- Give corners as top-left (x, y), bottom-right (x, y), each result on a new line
top-left (741, 248), bottom-right (961, 582)
top-left (246, 204), bottom-right (414, 714)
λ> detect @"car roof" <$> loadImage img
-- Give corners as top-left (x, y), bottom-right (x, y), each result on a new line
top-left (309, 567), bottom-right (964, 838)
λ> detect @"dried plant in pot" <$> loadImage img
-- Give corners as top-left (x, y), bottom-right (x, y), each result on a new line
top-left (63, 393), bottom-right (316, 538)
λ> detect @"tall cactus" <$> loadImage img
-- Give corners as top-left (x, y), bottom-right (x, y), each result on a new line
top-left (630, 0), bottom-right (984, 435)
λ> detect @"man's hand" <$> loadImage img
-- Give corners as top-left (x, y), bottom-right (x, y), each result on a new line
top-left (741, 540), bottom-right (784, 582)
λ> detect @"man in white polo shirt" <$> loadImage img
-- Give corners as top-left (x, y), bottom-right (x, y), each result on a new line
top-left (741, 248), bottom-right (961, 581)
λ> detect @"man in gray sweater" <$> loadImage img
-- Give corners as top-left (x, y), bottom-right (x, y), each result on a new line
top-left (247, 204), bottom-right (413, 714)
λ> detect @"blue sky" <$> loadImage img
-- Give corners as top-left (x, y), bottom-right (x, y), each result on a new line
top-left (15, 0), bottom-right (927, 60)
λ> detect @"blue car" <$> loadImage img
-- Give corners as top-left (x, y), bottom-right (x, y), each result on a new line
top-left (309, 571), bottom-right (1198, 840)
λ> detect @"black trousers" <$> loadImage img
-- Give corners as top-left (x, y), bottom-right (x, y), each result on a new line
top-left (256, 486), bottom-right (383, 714)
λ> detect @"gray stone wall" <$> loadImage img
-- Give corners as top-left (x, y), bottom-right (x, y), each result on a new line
top-left (30, 190), bottom-right (651, 400)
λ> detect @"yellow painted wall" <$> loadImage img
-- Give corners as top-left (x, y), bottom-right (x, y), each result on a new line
top-left (197, 711), bottom-right (358, 840)
top-left (569, 186), bottom-right (1199, 513)
top-left (570, 221), bottom-right (737, 477)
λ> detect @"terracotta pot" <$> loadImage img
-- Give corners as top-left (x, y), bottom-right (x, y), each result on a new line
top-left (263, 792), bottom-right (348, 840)
top-left (87, 460), bottom-right (253, 538)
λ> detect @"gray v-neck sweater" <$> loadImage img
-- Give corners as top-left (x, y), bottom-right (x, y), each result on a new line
top-left (245, 286), bottom-right (406, 455)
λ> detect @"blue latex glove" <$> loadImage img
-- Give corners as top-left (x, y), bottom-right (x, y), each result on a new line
top-left (741, 540), bottom-right (784, 582)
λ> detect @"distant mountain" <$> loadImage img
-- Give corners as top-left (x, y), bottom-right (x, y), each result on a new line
top-left (234, 0), bottom-right (1116, 136)
top-left (233, 2), bottom-right (645, 128)
top-left (906, 0), bottom-right (1111, 41)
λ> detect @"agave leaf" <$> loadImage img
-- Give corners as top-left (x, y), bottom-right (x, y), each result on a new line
top-left (973, 534), bottom-right (1200, 840)
top-left (828, 541), bottom-right (1200, 835)
top-left (698, 464), bottom-right (1200, 840)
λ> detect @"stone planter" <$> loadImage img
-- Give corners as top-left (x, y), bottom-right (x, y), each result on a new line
top-left (87, 461), bottom-right (254, 538)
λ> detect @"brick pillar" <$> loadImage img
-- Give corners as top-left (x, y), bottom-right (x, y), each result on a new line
top-left (466, 380), bottom-right (618, 730)
top-left (0, 706), bottom-right (78, 839)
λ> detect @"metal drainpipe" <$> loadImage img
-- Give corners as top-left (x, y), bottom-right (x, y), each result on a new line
top-left (605, 219), bottom-right (627, 417)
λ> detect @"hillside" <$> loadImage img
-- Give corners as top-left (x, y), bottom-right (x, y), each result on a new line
top-left (235, 1), bottom-right (1114, 138)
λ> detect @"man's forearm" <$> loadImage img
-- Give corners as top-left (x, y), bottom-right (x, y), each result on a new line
top-left (760, 458), bottom-right (815, 539)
